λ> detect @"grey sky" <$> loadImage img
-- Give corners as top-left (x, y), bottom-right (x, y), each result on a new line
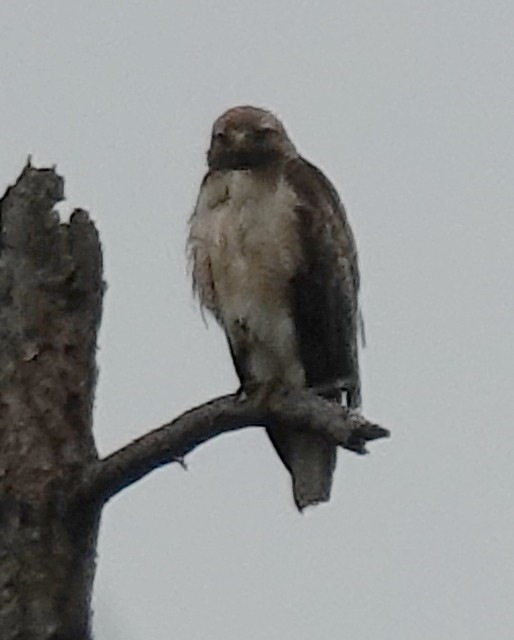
top-left (1, 1), bottom-right (513, 638)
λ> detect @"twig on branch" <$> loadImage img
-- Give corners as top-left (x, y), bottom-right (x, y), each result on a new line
top-left (79, 391), bottom-right (389, 506)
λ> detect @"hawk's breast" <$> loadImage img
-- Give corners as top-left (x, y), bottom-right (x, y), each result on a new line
top-left (191, 169), bottom-right (304, 386)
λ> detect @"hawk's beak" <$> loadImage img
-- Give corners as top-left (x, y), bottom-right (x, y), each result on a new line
top-left (232, 130), bottom-right (248, 147)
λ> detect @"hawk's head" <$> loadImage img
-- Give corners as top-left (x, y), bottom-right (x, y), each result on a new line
top-left (207, 106), bottom-right (297, 171)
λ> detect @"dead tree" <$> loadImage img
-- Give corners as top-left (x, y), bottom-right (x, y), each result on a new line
top-left (0, 163), bottom-right (389, 640)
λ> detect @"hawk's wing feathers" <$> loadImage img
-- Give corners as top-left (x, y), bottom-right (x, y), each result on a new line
top-left (264, 157), bottom-right (362, 510)
top-left (285, 157), bottom-right (361, 407)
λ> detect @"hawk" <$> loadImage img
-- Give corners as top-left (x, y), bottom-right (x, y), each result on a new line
top-left (188, 106), bottom-right (362, 510)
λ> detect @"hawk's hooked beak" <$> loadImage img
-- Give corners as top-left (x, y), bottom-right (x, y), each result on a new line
top-left (231, 129), bottom-right (249, 147)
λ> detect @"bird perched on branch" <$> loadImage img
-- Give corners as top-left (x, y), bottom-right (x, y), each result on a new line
top-left (188, 106), bottom-right (362, 510)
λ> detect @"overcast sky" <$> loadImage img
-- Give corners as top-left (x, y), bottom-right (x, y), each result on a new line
top-left (1, 1), bottom-right (513, 639)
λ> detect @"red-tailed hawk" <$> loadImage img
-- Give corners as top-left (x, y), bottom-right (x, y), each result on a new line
top-left (188, 106), bottom-right (362, 510)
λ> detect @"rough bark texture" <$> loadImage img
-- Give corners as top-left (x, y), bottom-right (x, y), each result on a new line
top-left (0, 163), bottom-right (104, 640)
top-left (0, 164), bottom-right (389, 640)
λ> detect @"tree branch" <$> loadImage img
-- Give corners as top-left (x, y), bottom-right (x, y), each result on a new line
top-left (79, 391), bottom-right (389, 506)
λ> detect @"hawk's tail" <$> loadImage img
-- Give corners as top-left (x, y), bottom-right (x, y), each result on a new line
top-left (271, 427), bottom-right (337, 510)
top-left (267, 386), bottom-right (338, 511)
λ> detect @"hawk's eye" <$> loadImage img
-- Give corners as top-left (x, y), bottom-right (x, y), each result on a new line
top-left (253, 129), bottom-right (270, 143)
top-left (214, 131), bottom-right (228, 144)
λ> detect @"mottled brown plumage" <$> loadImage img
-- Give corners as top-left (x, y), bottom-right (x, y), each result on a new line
top-left (188, 106), bottom-right (362, 509)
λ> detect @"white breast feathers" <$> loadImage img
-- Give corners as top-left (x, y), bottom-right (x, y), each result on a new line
top-left (189, 170), bottom-right (305, 388)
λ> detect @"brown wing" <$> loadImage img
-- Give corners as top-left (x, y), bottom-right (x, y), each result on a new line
top-left (265, 156), bottom-right (362, 510)
top-left (284, 156), bottom-right (361, 407)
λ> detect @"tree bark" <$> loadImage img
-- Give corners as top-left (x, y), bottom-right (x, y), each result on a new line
top-left (0, 163), bottom-right (103, 640)
top-left (0, 163), bottom-right (389, 639)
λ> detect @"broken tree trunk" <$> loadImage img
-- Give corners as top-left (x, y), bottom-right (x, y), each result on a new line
top-left (0, 163), bottom-right (389, 640)
top-left (0, 163), bottom-right (104, 640)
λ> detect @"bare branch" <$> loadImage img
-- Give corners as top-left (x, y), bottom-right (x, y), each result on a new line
top-left (79, 391), bottom-right (389, 506)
